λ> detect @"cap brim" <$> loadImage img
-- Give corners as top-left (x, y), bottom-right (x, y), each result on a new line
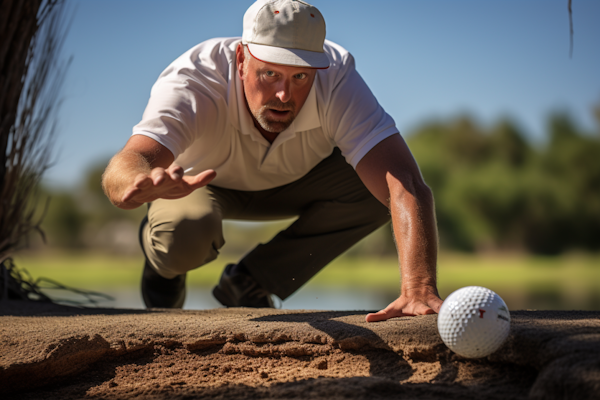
top-left (247, 43), bottom-right (330, 69)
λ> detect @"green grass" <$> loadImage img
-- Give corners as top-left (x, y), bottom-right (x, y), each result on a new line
top-left (308, 253), bottom-right (600, 309)
top-left (11, 251), bottom-right (600, 310)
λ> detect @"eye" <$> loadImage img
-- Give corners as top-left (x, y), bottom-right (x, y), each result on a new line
top-left (265, 70), bottom-right (276, 77)
top-left (294, 73), bottom-right (307, 80)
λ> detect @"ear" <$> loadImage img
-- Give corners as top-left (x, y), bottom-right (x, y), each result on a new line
top-left (236, 44), bottom-right (245, 80)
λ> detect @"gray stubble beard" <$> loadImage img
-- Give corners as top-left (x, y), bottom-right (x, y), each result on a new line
top-left (252, 101), bottom-right (297, 133)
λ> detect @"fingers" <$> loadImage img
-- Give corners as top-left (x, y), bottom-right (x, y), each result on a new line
top-left (166, 164), bottom-right (185, 181)
top-left (365, 292), bottom-right (443, 322)
top-left (121, 168), bottom-right (172, 204)
top-left (149, 165), bottom-right (185, 186)
top-left (365, 311), bottom-right (388, 323)
top-left (121, 166), bottom-right (216, 206)
top-left (411, 303), bottom-right (437, 316)
top-left (121, 188), bottom-right (138, 203)
top-left (122, 173), bottom-right (153, 203)
top-left (365, 298), bottom-right (411, 323)
top-left (133, 172), bottom-right (154, 188)
top-left (150, 167), bottom-right (169, 185)
top-left (429, 297), bottom-right (444, 314)
top-left (365, 309), bottom-right (413, 323)
top-left (185, 169), bottom-right (217, 188)
top-left (156, 165), bottom-right (216, 188)
top-left (146, 165), bottom-right (186, 189)
top-left (411, 294), bottom-right (443, 315)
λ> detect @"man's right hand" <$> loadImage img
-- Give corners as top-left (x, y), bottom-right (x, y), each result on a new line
top-left (103, 135), bottom-right (217, 210)
top-left (120, 165), bottom-right (216, 209)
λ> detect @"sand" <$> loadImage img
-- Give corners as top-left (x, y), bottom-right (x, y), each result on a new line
top-left (1, 300), bottom-right (599, 399)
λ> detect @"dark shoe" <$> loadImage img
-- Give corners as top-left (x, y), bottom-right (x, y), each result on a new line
top-left (138, 216), bottom-right (186, 308)
top-left (213, 264), bottom-right (274, 308)
top-left (141, 260), bottom-right (186, 308)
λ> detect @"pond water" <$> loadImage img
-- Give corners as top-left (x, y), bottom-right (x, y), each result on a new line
top-left (47, 284), bottom-right (600, 312)
top-left (87, 286), bottom-right (396, 312)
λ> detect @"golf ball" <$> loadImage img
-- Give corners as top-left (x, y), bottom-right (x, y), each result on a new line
top-left (437, 286), bottom-right (511, 358)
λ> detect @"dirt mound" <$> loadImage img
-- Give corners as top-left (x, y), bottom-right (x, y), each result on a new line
top-left (1, 301), bottom-right (599, 399)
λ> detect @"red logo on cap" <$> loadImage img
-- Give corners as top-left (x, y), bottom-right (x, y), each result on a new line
top-left (274, 11), bottom-right (280, 14)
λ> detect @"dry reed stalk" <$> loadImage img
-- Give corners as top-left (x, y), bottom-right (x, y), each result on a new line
top-left (0, 0), bottom-right (71, 301)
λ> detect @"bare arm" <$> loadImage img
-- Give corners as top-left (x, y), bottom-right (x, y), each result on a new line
top-left (355, 134), bottom-right (442, 322)
top-left (102, 135), bottom-right (216, 210)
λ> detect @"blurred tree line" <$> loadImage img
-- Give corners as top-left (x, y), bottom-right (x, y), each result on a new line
top-left (408, 108), bottom-right (600, 255)
top-left (32, 106), bottom-right (600, 256)
top-left (31, 163), bottom-right (146, 254)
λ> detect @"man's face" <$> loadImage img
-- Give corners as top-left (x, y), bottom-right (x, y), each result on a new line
top-left (237, 45), bottom-right (317, 136)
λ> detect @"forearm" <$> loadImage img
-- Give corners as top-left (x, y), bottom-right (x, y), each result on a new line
top-left (102, 150), bottom-right (151, 209)
top-left (388, 176), bottom-right (439, 294)
top-left (357, 135), bottom-right (443, 320)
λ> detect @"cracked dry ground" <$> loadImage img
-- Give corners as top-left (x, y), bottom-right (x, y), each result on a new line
top-left (1, 301), bottom-right (599, 399)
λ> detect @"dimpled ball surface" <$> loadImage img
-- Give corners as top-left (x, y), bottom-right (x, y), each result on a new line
top-left (437, 286), bottom-right (511, 358)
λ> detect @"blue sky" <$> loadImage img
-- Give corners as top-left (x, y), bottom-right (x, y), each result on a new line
top-left (46, 0), bottom-right (600, 188)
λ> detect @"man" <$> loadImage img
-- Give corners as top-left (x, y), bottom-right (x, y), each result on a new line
top-left (102, 0), bottom-right (442, 322)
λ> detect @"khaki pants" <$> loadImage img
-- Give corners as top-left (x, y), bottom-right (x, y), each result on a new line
top-left (141, 148), bottom-right (390, 300)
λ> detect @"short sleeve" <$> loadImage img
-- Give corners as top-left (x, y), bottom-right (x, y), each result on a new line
top-left (318, 43), bottom-right (399, 168)
top-left (132, 40), bottom-right (233, 159)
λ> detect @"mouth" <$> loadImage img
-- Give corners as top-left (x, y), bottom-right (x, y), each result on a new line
top-left (266, 109), bottom-right (292, 119)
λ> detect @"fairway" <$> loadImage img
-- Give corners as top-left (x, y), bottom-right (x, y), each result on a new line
top-left (11, 251), bottom-right (600, 311)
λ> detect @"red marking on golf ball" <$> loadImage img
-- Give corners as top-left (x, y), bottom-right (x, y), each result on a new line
top-left (479, 309), bottom-right (486, 318)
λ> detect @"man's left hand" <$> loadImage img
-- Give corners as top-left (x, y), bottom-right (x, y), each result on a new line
top-left (365, 285), bottom-right (443, 322)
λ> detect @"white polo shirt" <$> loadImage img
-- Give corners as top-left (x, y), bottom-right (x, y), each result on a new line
top-left (133, 37), bottom-right (398, 191)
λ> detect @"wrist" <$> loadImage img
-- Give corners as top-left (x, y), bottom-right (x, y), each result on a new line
top-left (401, 281), bottom-right (439, 296)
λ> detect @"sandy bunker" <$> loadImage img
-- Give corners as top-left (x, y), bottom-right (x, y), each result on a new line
top-left (1, 301), bottom-right (599, 399)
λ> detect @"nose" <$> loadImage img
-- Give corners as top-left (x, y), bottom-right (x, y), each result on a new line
top-left (275, 79), bottom-right (292, 103)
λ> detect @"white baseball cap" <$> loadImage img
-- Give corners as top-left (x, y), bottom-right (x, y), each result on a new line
top-left (242, 0), bottom-right (330, 69)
